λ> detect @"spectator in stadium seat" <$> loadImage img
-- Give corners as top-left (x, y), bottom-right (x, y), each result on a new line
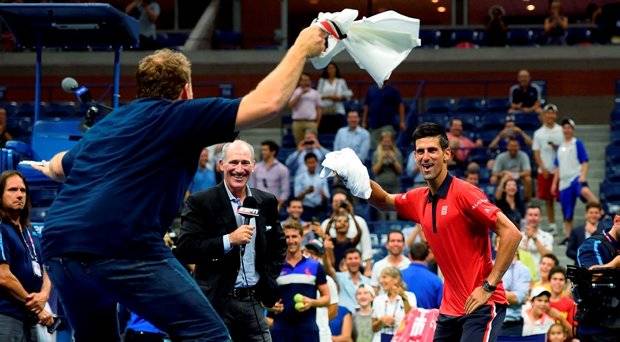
top-left (289, 73), bottom-right (322, 144)
top-left (446, 118), bottom-right (482, 168)
top-left (488, 114), bottom-right (533, 152)
top-left (250, 140), bottom-right (290, 208)
top-left (551, 118), bottom-right (598, 242)
top-left (0, 107), bottom-right (13, 147)
top-left (333, 110), bottom-right (370, 162)
top-left (495, 178), bottom-right (525, 226)
top-left (566, 202), bottom-right (604, 263)
top-left (285, 198), bottom-right (305, 226)
top-left (370, 230), bottom-right (411, 290)
top-left (532, 253), bottom-right (558, 291)
top-left (125, 0), bottom-right (161, 50)
top-left (353, 284), bottom-right (375, 342)
top-left (519, 205), bottom-right (554, 266)
top-left (496, 235), bottom-right (531, 337)
top-left (401, 242), bottom-right (443, 309)
top-left (508, 70), bottom-right (542, 114)
top-left (322, 190), bottom-right (373, 276)
top-left (464, 167), bottom-right (481, 187)
top-left (372, 131), bottom-right (403, 220)
top-left (317, 62), bottom-right (352, 116)
top-left (285, 129), bottom-right (330, 177)
top-left (491, 138), bottom-right (532, 201)
top-left (333, 248), bottom-right (371, 313)
top-left (294, 152), bottom-right (330, 221)
top-left (362, 81), bottom-right (405, 148)
top-left (548, 267), bottom-right (576, 336)
top-left (533, 104), bottom-right (563, 233)
top-left (0, 171), bottom-right (55, 341)
top-left (186, 147), bottom-right (216, 196)
top-left (543, 1), bottom-right (569, 46)
top-left (486, 5), bottom-right (508, 47)
top-left (371, 267), bottom-right (416, 342)
top-left (324, 211), bottom-right (362, 269)
top-left (521, 287), bottom-right (555, 336)
top-left (269, 223), bottom-right (330, 342)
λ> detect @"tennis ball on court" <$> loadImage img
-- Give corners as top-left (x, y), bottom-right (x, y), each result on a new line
top-left (294, 293), bottom-right (304, 303)
top-left (295, 302), bottom-right (305, 311)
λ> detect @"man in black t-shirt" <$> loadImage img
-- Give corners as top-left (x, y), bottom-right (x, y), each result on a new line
top-left (508, 69), bottom-right (542, 114)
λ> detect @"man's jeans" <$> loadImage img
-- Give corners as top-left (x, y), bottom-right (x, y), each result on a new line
top-left (46, 257), bottom-right (231, 342)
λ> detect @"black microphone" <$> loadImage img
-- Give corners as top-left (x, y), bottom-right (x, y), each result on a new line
top-left (61, 77), bottom-right (113, 131)
top-left (237, 196), bottom-right (259, 254)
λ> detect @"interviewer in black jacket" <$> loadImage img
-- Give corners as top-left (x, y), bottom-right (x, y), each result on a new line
top-left (176, 140), bottom-right (286, 342)
top-left (566, 202), bottom-right (604, 263)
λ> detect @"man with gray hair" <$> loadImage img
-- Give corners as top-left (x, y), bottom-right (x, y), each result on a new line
top-left (176, 139), bottom-right (286, 342)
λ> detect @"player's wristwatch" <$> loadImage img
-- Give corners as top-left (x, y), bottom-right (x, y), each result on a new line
top-left (482, 280), bottom-right (496, 293)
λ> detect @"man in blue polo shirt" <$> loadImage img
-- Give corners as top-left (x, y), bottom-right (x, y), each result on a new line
top-left (0, 171), bottom-right (54, 340)
top-left (270, 221), bottom-right (329, 342)
top-left (401, 242), bottom-right (443, 309)
top-left (32, 27), bottom-right (327, 341)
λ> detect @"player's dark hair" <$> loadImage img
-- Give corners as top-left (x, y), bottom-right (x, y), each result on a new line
top-left (411, 123), bottom-right (449, 150)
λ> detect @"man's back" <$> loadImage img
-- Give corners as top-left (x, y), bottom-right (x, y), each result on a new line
top-left (401, 263), bottom-right (443, 309)
top-left (43, 97), bottom-right (239, 261)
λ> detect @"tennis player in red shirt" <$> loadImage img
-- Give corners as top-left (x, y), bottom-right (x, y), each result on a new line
top-left (368, 123), bottom-right (522, 341)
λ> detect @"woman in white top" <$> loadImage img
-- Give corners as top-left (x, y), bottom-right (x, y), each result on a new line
top-left (371, 266), bottom-right (416, 342)
top-left (318, 62), bottom-right (352, 115)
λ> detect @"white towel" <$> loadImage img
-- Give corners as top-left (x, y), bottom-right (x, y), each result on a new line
top-left (311, 9), bottom-right (421, 87)
top-left (320, 148), bottom-right (371, 199)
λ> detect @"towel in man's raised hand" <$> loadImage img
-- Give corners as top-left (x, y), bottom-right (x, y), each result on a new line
top-left (320, 148), bottom-right (371, 199)
top-left (310, 9), bottom-right (420, 87)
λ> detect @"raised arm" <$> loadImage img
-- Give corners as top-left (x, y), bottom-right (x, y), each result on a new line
top-left (368, 180), bottom-right (397, 211)
top-left (236, 27), bottom-right (326, 130)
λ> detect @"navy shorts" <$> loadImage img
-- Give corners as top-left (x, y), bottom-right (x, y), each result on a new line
top-left (434, 304), bottom-right (506, 342)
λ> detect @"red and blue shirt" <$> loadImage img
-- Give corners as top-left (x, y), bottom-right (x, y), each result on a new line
top-left (395, 175), bottom-right (507, 316)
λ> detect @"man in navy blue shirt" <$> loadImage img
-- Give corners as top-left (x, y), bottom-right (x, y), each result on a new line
top-left (32, 26), bottom-right (327, 341)
top-left (0, 171), bottom-right (54, 341)
top-left (401, 242), bottom-right (443, 309)
top-left (361, 81), bottom-right (405, 148)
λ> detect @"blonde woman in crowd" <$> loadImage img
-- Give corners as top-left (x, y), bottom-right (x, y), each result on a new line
top-left (371, 267), bottom-right (416, 342)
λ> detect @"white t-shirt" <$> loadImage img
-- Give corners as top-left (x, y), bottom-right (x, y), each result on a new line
top-left (522, 309), bottom-right (555, 336)
top-left (519, 228), bottom-right (553, 265)
top-left (317, 78), bottom-right (352, 115)
top-left (532, 124), bottom-right (563, 171)
top-left (317, 275), bottom-right (339, 342)
top-left (322, 214), bottom-right (373, 262)
top-left (371, 291), bottom-right (417, 342)
top-left (370, 256), bottom-right (411, 287)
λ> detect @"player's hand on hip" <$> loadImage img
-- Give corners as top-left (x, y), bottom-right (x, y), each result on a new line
top-left (294, 26), bottom-right (328, 58)
top-left (230, 224), bottom-right (254, 245)
top-left (464, 286), bottom-right (492, 315)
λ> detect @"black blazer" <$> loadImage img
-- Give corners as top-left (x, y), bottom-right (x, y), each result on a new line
top-left (566, 222), bottom-right (604, 262)
top-left (175, 182), bottom-right (286, 309)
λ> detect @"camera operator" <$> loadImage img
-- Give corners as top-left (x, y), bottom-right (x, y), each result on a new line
top-left (577, 212), bottom-right (620, 270)
top-left (571, 211), bottom-right (620, 341)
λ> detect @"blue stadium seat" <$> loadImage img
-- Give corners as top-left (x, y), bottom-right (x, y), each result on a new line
top-left (281, 133), bottom-right (295, 149)
top-left (318, 115), bottom-right (345, 134)
top-left (400, 175), bottom-right (414, 192)
top-left (486, 98), bottom-right (510, 112)
top-left (318, 133), bottom-right (335, 150)
top-left (514, 114), bottom-right (540, 131)
top-left (31, 119), bottom-right (83, 161)
top-left (451, 29), bottom-right (477, 46)
top-left (567, 27), bottom-right (593, 45)
top-left (277, 147), bottom-right (295, 164)
top-left (455, 98), bottom-right (484, 113)
top-left (479, 113), bottom-right (506, 131)
top-left (469, 148), bottom-right (491, 166)
top-left (606, 165), bottom-right (620, 183)
top-left (600, 181), bottom-right (620, 203)
top-left (531, 80), bottom-right (547, 99)
top-left (418, 113), bottom-right (449, 128)
top-left (507, 28), bottom-right (535, 46)
top-left (46, 101), bottom-right (77, 118)
top-left (344, 99), bottom-right (362, 112)
top-left (425, 98), bottom-right (455, 113)
top-left (610, 130), bottom-right (620, 145)
top-left (606, 145), bottom-right (620, 165)
top-left (1, 101), bottom-right (18, 116)
top-left (4, 140), bottom-right (32, 160)
top-left (419, 29), bottom-right (440, 48)
top-left (477, 130), bottom-right (497, 146)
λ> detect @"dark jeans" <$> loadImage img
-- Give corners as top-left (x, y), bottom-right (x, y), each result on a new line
top-left (434, 304), bottom-right (506, 342)
top-left (498, 319), bottom-right (523, 337)
top-left (46, 257), bottom-right (231, 342)
top-left (218, 294), bottom-right (271, 342)
top-left (0, 313), bottom-right (37, 342)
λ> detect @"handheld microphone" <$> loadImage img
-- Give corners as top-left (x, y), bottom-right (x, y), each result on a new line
top-left (238, 196), bottom-right (259, 254)
top-left (61, 77), bottom-right (92, 104)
